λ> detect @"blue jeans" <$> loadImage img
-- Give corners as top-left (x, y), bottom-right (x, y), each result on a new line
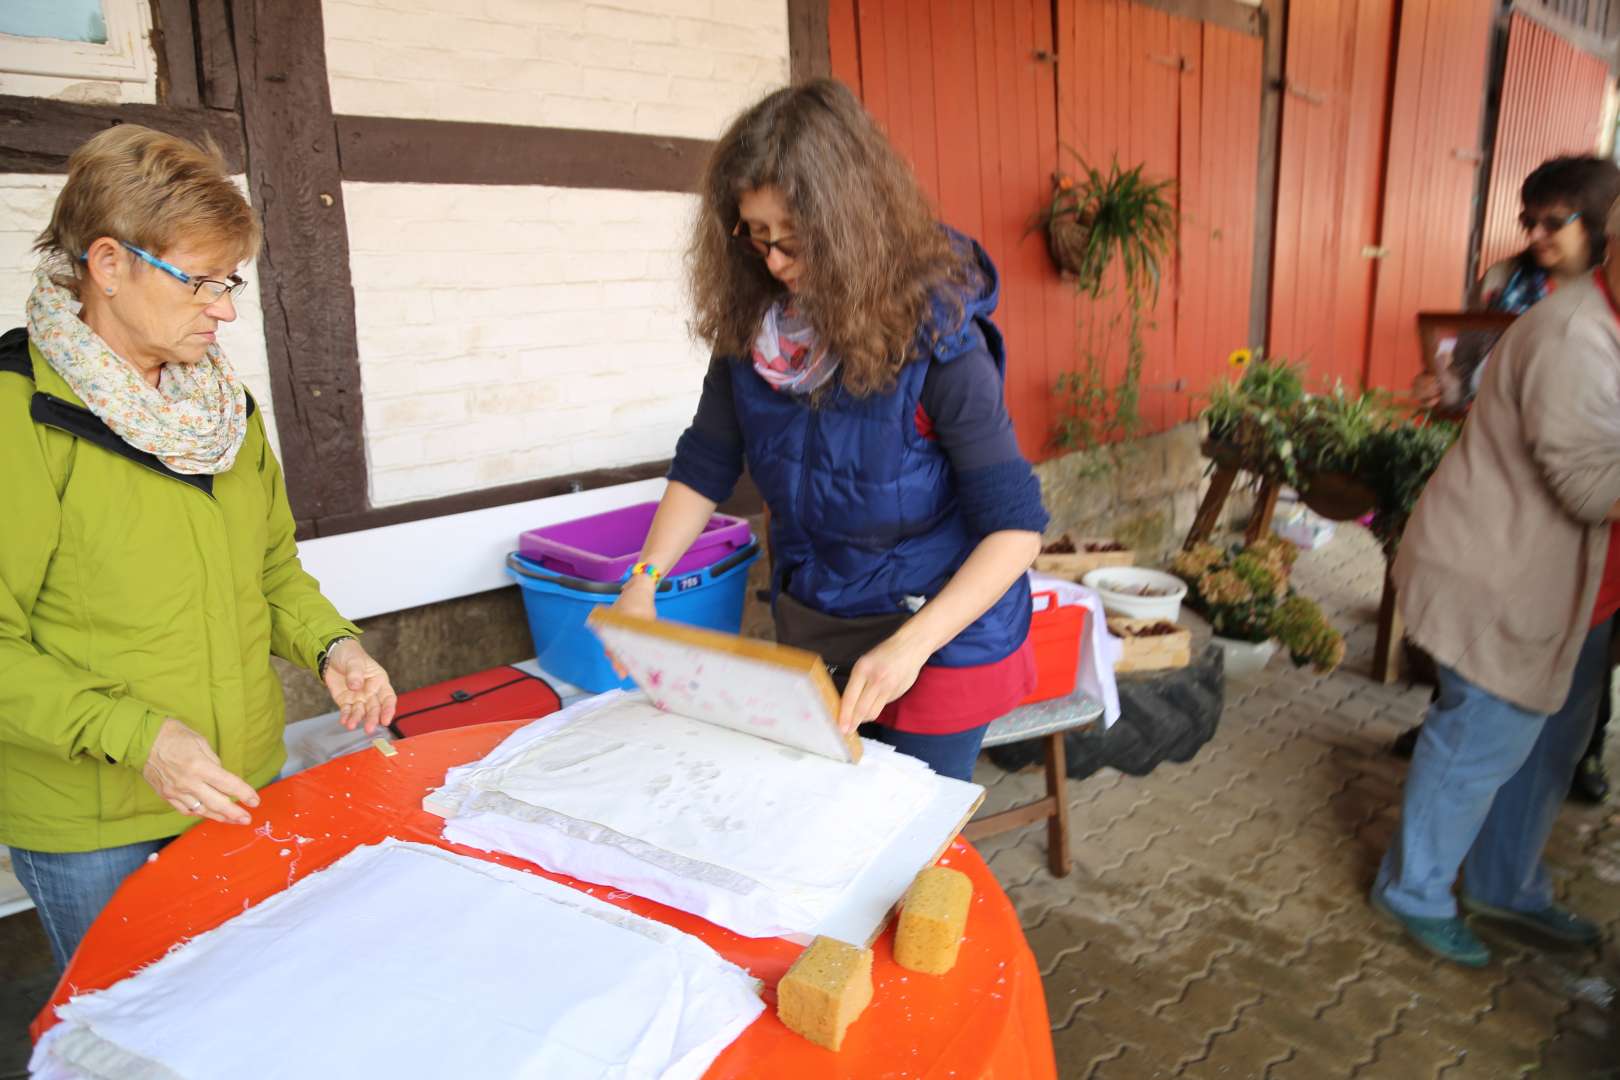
top-left (865, 723), bottom-right (990, 781)
top-left (1375, 620), bottom-right (1609, 919)
top-left (11, 837), bottom-right (171, 970)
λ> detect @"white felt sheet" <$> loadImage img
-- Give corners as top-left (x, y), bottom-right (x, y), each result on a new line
top-left (30, 840), bottom-right (762, 1080)
top-left (430, 692), bottom-right (949, 939)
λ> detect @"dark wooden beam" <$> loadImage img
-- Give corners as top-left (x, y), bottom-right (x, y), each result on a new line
top-left (787, 0), bottom-right (833, 81)
top-left (1137, 0), bottom-right (1263, 37)
top-left (1248, 0), bottom-right (1285, 349)
top-left (150, 0), bottom-right (200, 108)
top-left (333, 116), bottom-right (712, 192)
top-left (196, 0), bottom-right (240, 111)
top-left (0, 94), bottom-right (245, 173)
top-left (230, 0), bottom-right (367, 522)
top-left (297, 464), bottom-right (764, 541)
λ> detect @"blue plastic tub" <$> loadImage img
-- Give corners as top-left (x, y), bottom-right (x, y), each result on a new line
top-left (506, 541), bottom-right (760, 692)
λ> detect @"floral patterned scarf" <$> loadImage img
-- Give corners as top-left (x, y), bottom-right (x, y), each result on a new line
top-left (25, 268), bottom-right (248, 475)
top-left (751, 297), bottom-right (841, 395)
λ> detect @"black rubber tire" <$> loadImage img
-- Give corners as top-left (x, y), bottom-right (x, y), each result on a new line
top-left (986, 644), bottom-right (1225, 780)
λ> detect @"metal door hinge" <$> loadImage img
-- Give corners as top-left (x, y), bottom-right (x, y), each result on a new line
top-left (1278, 79), bottom-right (1326, 105)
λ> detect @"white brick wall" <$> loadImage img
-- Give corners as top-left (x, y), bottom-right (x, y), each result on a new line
top-left (323, 0), bottom-right (789, 140)
top-left (0, 174), bottom-right (283, 458)
top-left (345, 181), bottom-right (709, 506)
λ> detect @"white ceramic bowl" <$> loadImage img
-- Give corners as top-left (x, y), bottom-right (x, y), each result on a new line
top-left (1082, 567), bottom-right (1187, 622)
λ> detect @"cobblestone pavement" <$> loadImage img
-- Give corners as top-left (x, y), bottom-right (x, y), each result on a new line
top-left (972, 527), bottom-right (1619, 1078)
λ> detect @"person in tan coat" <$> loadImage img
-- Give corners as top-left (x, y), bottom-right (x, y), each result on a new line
top-left (1370, 200), bottom-right (1620, 967)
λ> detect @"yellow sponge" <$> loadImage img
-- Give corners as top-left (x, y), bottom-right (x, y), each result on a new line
top-left (776, 935), bottom-right (874, 1051)
top-left (894, 865), bottom-right (972, 974)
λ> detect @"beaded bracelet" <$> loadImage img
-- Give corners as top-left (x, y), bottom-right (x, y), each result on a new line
top-left (628, 561), bottom-right (663, 585)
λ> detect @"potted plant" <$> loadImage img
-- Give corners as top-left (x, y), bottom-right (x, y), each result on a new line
top-left (1290, 384), bottom-right (1389, 521)
top-left (1201, 353), bottom-right (1307, 486)
top-left (1040, 154), bottom-right (1176, 471)
top-left (1170, 537), bottom-right (1345, 677)
top-left (1358, 418), bottom-right (1461, 557)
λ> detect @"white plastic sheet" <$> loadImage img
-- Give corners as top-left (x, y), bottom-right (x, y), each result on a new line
top-left (432, 692), bottom-right (940, 939)
top-left (31, 840), bottom-right (762, 1080)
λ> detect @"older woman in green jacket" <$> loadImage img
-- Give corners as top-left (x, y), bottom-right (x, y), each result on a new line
top-left (0, 126), bottom-right (396, 969)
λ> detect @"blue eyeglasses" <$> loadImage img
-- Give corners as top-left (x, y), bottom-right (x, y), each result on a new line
top-left (82, 242), bottom-right (248, 302)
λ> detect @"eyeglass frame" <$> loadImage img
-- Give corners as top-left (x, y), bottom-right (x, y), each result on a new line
top-left (80, 241), bottom-right (248, 302)
top-left (1518, 209), bottom-right (1580, 236)
top-left (729, 220), bottom-right (802, 261)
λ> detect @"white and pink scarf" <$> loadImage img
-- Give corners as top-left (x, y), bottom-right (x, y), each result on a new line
top-left (751, 298), bottom-right (840, 395)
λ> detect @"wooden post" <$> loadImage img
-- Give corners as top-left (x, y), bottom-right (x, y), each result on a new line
top-left (1045, 732), bottom-right (1072, 878)
top-left (1243, 478), bottom-right (1281, 545)
top-left (229, 0), bottom-right (368, 524)
top-left (1373, 564), bottom-right (1404, 684)
top-left (1184, 465), bottom-right (1239, 549)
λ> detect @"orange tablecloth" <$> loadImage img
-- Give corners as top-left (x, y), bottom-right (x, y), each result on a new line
top-left (34, 721), bottom-right (1057, 1079)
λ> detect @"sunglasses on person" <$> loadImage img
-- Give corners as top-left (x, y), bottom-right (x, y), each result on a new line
top-left (730, 221), bottom-right (802, 261)
top-left (1519, 210), bottom-right (1580, 235)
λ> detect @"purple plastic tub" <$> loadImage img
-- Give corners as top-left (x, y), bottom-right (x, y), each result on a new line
top-left (517, 501), bottom-right (752, 583)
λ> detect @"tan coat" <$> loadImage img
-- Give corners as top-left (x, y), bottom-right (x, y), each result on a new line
top-left (1394, 272), bottom-right (1620, 715)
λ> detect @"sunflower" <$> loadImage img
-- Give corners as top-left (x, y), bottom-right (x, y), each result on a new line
top-left (1227, 347), bottom-right (1253, 371)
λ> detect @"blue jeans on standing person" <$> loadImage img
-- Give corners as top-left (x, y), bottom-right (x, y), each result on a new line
top-left (865, 722), bottom-right (991, 781)
top-left (10, 837), bottom-right (171, 971)
top-left (1374, 620), bottom-right (1610, 920)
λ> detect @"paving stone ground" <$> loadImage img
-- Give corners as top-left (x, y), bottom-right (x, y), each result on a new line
top-left (973, 526), bottom-right (1620, 1079)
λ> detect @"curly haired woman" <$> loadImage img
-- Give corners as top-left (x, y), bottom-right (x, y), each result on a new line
top-left (609, 80), bottom-right (1048, 781)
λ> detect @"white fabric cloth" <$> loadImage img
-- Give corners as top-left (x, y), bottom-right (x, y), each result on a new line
top-left (30, 840), bottom-right (762, 1080)
top-left (433, 692), bottom-right (941, 938)
top-left (1028, 572), bottom-right (1122, 727)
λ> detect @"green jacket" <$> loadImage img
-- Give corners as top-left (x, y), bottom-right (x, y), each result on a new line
top-left (0, 331), bottom-right (359, 852)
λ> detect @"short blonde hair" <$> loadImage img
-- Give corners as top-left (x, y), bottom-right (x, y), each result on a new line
top-left (34, 125), bottom-right (261, 283)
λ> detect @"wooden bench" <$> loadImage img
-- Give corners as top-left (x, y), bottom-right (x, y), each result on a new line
top-left (963, 689), bottom-right (1104, 878)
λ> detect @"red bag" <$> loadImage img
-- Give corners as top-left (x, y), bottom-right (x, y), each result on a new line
top-left (388, 666), bottom-right (562, 740)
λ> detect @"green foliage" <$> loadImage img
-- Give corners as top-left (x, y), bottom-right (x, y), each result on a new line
top-left (1044, 153), bottom-right (1173, 467)
top-left (1290, 383), bottom-right (1395, 476)
top-left (1360, 420), bottom-right (1461, 557)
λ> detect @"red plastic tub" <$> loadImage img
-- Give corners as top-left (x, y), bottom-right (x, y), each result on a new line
top-left (1020, 591), bottom-right (1087, 705)
top-left (517, 501), bottom-right (751, 582)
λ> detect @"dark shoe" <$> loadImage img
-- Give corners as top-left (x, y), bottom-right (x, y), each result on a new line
top-left (1391, 725), bottom-right (1421, 760)
top-left (1459, 895), bottom-right (1603, 946)
top-left (1370, 890), bottom-right (1491, 967)
top-left (1570, 753), bottom-right (1610, 804)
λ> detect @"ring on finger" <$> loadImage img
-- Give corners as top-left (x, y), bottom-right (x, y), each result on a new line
top-left (187, 799), bottom-right (202, 811)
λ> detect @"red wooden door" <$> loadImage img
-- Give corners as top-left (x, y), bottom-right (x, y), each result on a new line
top-left (1267, 0), bottom-right (1397, 391)
top-left (1477, 12), bottom-right (1612, 274)
top-left (831, 0), bottom-right (1263, 457)
top-left (1363, 0), bottom-right (1494, 391)
top-left (845, 0), bottom-right (1065, 461)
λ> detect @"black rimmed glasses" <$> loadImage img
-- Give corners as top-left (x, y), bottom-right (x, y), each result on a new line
top-left (101, 241), bottom-right (248, 302)
top-left (730, 221), bottom-right (802, 261)
top-left (1519, 210), bottom-right (1580, 236)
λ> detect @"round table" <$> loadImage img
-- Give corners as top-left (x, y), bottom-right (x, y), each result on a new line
top-left (33, 721), bottom-right (1057, 1079)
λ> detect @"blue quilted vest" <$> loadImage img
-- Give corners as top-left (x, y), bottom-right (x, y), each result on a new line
top-left (731, 236), bottom-right (1031, 668)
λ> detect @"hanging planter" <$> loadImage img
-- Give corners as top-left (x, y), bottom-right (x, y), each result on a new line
top-left (1298, 470), bottom-right (1378, 522)
top-left (1032, 157), bottom-right (1176, 299)
top-left (1044, 198), bottom-right (1095, 278)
